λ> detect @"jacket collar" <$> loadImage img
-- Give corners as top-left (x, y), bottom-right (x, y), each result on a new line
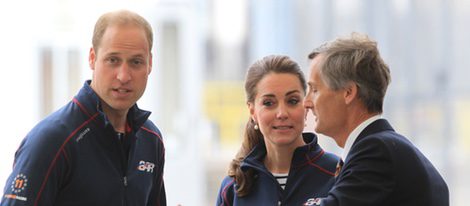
top-left (74, 80), bottom-right (151, 133)
top-left (356, 118), bottom-right (394, 142)
top-left (241, 133), bottom-right (322, 172)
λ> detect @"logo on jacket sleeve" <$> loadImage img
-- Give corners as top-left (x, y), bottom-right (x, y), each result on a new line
top-left (137, 160), bottom-right (155, 173)
top-left (4, 173), bottom-right (28, 201)
top-left (11, 174), bottom-right (28, 193)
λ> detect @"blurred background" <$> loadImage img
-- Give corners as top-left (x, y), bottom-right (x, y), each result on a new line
top-left (0, 0), bottom-right (469, 205)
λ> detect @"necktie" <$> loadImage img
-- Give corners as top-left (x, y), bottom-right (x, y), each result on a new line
top-left (335, 159), bottom-right (344, 177)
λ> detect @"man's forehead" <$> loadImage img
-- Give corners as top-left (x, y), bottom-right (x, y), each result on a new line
top-left (310, 54), bottom-right (324, 67)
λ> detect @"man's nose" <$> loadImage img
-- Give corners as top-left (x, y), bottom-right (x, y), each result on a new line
top-left (304, 97), bottom-right (313, 109)
top-left (117, 64), bottom-right (132, 83)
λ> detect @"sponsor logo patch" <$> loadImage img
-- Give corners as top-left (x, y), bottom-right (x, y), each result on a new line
top-left (11, 174), bottom-right (28, 193)
top-left (76, 127), bottom-right (90, 142)
top-left (4, 194), bottom-right (27, 201)
top-left (137, 160), bottom-right (155, 173)
top-left (303, 197), bottom-right (322, 206)
top-left (5, 174), bottom-right (28, 201)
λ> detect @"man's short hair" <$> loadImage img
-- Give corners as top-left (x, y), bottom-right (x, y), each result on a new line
top-left (92, 10), bottom-right (153, 53)
top-left (309, 33), bottom-right (391, 113)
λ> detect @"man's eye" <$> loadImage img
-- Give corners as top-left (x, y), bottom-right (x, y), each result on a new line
top-left (106, 57), bottom-right (119, 64)
top-left (131, 59), bottom-right (144, 65)
top-left (309, 88), bottom-right (317, 94)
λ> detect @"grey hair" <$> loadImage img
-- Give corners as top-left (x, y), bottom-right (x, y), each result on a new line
top-left (308, 33), bottom-right (391, 113)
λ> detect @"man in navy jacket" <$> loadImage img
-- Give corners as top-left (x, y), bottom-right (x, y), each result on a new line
top-left (302, 33), bottom-right (449, 206)
top-left (1, 10), bottom-right (165, 206)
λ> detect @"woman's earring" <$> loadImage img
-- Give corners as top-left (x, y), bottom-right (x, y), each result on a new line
top-left (254, 124), bottom-right (259, 130)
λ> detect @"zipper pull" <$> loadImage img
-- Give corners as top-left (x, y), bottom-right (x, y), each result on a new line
top-left (123, 176), bottom-right (128, 187)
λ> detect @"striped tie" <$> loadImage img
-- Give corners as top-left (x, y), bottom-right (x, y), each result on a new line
top-left (335, 159), bottom-right (344, 177)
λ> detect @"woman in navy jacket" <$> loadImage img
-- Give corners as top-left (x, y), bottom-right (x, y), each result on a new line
top-left (216, 55), bottom-right (339, 206)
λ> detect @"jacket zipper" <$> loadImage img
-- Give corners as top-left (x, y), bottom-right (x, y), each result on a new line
top-left (117, 132), bottom-right (128, 206)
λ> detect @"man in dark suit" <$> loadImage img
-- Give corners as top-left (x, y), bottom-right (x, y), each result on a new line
top-left (302, 33), bottom-right (449, 206)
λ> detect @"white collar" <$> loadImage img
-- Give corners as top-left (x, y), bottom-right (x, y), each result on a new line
top-left (341, 115), bottom-right (382, 162)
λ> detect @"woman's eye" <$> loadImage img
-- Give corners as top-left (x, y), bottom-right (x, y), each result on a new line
top-left (288, 99), bottom-right (299, 105)
top-left (262, 100), bottom-right (274, 107)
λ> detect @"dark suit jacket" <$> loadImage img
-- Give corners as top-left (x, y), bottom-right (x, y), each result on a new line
top-left (321, 119), bottom-right (449, 206)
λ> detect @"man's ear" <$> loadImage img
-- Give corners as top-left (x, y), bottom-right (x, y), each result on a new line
top-left (344, 81), bottom-right (358, 105)
top-left (148, 53), bottom-right (153, 74)
top-left (89, 47), bottom-right (96, 70)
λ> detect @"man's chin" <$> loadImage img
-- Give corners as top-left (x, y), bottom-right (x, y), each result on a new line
top-left (108, 102), bottom-right (134, 112)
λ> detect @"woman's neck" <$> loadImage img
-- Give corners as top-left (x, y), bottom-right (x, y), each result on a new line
top-left (264, 136), bottom-right (305, 174)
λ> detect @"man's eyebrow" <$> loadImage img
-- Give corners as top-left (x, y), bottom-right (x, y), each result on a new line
top-left (105, 52), bottom-right (120, 56)
top-left (103, 52), bottom-right (146, 58)
top-left (131, 54), bottom-right (145, 58)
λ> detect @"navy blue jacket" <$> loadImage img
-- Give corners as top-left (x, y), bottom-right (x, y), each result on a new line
top-left (1, 81), bottom-right (166, 206)
top-left (216, 133), bottom-right (339, 206)
top-left (309, 119), bottom-right (449, 206)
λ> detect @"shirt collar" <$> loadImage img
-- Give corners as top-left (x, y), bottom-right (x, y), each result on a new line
top-left (341, 114), bottom-right (382, 162)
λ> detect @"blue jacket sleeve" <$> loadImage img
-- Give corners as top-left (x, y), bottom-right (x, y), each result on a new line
top-left (146, 127), bottom-right (166, 206)
top-left (215, 176), bottom-right (235, 206)
top-left (146, 123), bottom-right (166, 206)
top-left (1, 124), bottom-right (70, 206)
